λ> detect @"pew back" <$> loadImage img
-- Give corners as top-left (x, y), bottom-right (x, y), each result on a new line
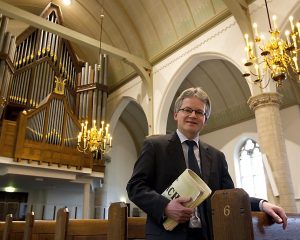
top-left (211, 189), bottom-right (300, 240)
top-left (127, 217), bottom-right (146, 240)
top-left (0, 219), bottom-right (108, 240)
top-left (126, 213), bottom-right (300, 240)
top-left (23, 212), bottom-right (34, 240)
top-left (2, 214), bottom-right (13, 240)
top-left (1, 201), bottom-right (299, 240)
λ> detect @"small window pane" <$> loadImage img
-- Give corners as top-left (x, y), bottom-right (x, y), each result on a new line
top-left (238, 139), bottom-right (267, 200)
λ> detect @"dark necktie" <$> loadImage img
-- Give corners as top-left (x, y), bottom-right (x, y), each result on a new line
top-left (185, 140), bottom-right (201, 176)
top-left (185, 140), bottom-right (207, 234)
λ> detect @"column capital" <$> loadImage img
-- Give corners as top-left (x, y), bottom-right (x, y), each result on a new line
top-left (247, 92), bottom-right (282, 111)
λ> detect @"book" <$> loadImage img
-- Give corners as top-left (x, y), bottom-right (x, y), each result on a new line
top-left (161, 169), bottom-right (212, 231)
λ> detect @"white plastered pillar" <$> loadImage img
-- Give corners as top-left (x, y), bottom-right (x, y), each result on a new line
top-left (248, 92), bottom-right (296, 211)
top-left (83, 182), bottom-right (91, 218)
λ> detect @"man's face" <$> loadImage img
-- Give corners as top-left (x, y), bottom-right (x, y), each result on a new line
top-left (174, 96), bottom-right (206, 139)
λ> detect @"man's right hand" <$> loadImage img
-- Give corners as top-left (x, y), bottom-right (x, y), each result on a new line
top-left (164, 197), bottom-right (193, 223)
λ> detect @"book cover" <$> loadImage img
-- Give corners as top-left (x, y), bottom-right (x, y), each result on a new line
top-left (161, 169), bottom-right (212, 230)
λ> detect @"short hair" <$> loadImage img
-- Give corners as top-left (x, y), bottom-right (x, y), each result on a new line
top-left (174, 87), bottom-right (211, 120)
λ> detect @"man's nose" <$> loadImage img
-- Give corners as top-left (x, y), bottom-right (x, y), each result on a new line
top-left (189, 110), bottom-right (197, 117)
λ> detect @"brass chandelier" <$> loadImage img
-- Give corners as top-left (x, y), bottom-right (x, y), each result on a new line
top-left (77, 120), bottom-right (112, 158)
top-left (242, 0), bottom-right (300, 87)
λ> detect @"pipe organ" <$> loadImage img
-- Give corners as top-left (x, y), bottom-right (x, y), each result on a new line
top-left (0, 15), bottom-right (15, 117)
top-left (77, 55), bottom-right (108, 127)
top-left (0, 3), bottom-right (109, 173)
top-left (14, 91), bottom-right (90, 168)
top-left (7, 6), bottom-right (79, 115)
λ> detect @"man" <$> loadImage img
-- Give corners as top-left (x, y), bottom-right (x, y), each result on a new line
top-left (126, 87), bottom-right (287, 240)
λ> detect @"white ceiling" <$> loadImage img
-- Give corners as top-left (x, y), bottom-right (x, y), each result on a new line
top-left (1, 0), bottom-right (300, 135)
top-left (4, 0), bottom-right (230, 88)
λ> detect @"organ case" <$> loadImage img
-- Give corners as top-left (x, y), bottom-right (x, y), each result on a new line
top-left (0, 3), bottom-right (108, 173)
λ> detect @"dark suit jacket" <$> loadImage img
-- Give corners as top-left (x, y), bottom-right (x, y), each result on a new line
top-left (126, 133), bottom-right (261, 240)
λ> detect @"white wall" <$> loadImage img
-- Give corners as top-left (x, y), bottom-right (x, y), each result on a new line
top-left (201, 118), bottom-right (258, 187)
top-left (25, 184), bottom-right (84, 219)
top-left (102, 120), bottom-right (139, 217)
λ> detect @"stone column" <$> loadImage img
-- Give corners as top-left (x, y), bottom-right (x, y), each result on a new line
top-left (248, 92), bottom-right (296, 211)
top-left (83, 182), bottom-right (90, 219)
top-left (94, 187), bottom-right (105, 218)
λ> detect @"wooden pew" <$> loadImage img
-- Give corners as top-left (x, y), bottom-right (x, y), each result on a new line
top-left (2, 214), bottom-right (12, 240)
top-left (107, 202), bottom-right (127, 240)
top-left (54, 208), bottom-right (69, 240)
top-left (3, 200), bottom-right (298, 240)
top-left (211, 188), bottom-right (300, 240)
top-left (126, 213), bottom-right (300, 240)
top-left (0, 203), bottom-right (126, 240)
top-left (127, 217), bottom-right (146, 240)
top-left (23, 212), bottom-right (34, 240)
top-left (0, 218), bottom-right (108, 240)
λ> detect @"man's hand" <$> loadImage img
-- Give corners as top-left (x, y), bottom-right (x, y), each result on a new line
top-left (164, 197), bottom-right (193, 223)
top-left (262, 201), bottom-right (288, 229)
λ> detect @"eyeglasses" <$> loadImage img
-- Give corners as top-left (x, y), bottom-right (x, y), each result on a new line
top-left (178, 107), bottom-right (206, 117)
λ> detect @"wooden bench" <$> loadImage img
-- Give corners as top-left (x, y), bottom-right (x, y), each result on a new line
top-left (23, 212), bottom-right (34, 240)
top-left (2, 214), bottom-right (12, 240)
top-left (126, 189), bottom-right (300, 240)
top-left (1, 200), bottom-right (298, 240)
top-left (126, 212), bottom-right (300, 240)
top-left (127, 217), bottom-right (146, 240)
top-left (211, 188), bottom-right (300, 240)
top-left (0, 202), bottom-right (127, 240)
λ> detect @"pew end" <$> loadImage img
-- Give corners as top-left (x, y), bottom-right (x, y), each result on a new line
top-left (23, 212), bottom-right (34, 240)
top-left (2, 214), bottom-right (13, 240)
top-left (107, 202), bottom-right (127, 240)
top-left (54, 208), bottom-right (69, 240)
top-left (211, 188), bottom-right (300, 240)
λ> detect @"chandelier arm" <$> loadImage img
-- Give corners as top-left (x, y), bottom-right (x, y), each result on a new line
top-left (264, 0), bottom-right (272, 31)
top-left (264, 59), bottom-right (274, 72)
top-left (77, 145), bottom-right (85, 152)
top-left (259, 77), bottom-right (271, 89)
top-left (77, 141), bottom-right (89, 152)
top-left (249, 69), bottom-right (260, 77)
top-left (287, 66), bottom-right (299, 80)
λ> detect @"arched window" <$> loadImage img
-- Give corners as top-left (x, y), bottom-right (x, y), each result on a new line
top-left (239, 139), bottom-right (267, 199)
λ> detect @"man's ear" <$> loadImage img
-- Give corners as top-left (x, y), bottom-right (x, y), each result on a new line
top-left (204, 115), bottom-right (209, 123)
top-left (174, 112), bottom-right (178, 121)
